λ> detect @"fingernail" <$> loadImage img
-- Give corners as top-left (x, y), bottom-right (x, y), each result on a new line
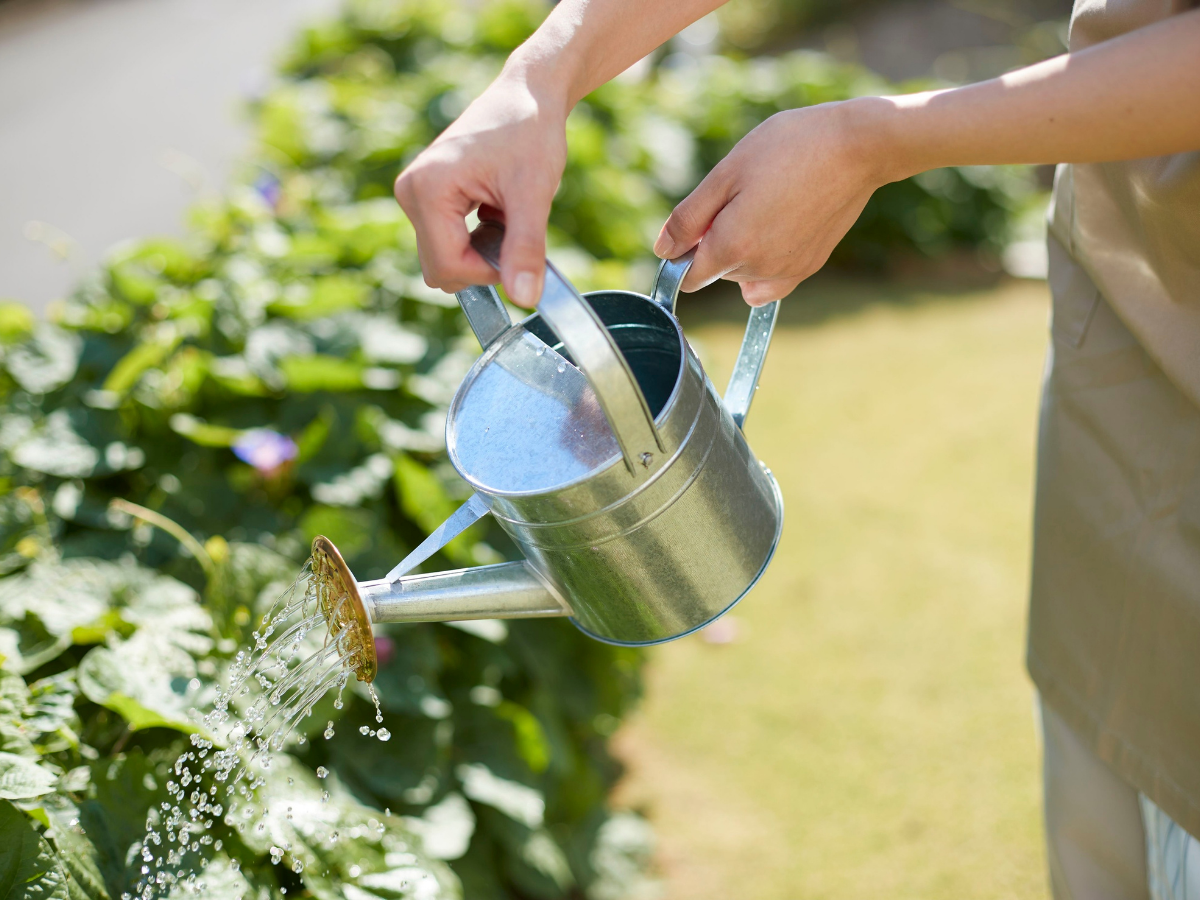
top-left (653, 233), bottom-right (675, 259)
top-left (513, 271), bottom-right (537, 307)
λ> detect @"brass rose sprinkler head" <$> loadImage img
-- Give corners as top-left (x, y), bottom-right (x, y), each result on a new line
top-left (310, 536), bottom-right (377, 683)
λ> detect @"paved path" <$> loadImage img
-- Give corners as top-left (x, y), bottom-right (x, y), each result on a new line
top-left (0, 0), bottom-right (341, 313)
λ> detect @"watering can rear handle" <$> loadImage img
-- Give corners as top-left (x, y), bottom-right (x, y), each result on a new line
top-left (457, 284), bottom-right (512, 350)
top-left (650, 255), bottom-right (780, 430)
top-left (465, 221), bottom-right (664, 479)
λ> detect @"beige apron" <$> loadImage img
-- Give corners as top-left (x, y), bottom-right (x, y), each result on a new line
top-left (1028, 0), bottom-right (1200, 839)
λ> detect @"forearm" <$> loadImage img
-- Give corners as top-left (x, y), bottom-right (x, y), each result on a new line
top-left (504, 0), bottom-right (725, 112)
top-left (873, 8), bottom-right (1200, 182)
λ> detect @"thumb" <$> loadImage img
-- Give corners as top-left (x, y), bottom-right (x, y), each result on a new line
top-left (654, 170), bottom-right (732, 260)
top-left (497, 187), bottom-right (553, 308)
top-left (740, 277), bottom-right (800, 307)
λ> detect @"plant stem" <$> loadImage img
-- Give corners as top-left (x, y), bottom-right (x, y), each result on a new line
top-left (109, 498), bottom-right (215, 577)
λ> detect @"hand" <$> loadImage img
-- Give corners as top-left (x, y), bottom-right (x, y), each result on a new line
top-left (393, 70), bottom-right (569, 307)
top-left (654, 99), bottom-right (894, 306)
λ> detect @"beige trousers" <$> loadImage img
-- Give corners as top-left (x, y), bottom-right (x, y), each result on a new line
top-left (1042, 698), bottom-right (1200, 900)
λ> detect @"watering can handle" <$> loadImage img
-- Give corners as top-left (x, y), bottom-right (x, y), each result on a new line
top-left (457, 283), bottom-right (512, 350)
top-left (650, 254), bottom-right (780, 430)
top-left (463, 221), bottom-right (664, 479)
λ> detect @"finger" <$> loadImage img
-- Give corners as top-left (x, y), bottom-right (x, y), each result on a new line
top-left (416, 207), bottom-right (498, 290)
top-left (679, 204), bottom-right (747, 292)
top-left (739, 277), bottom-right (801, 307)
top-left (654, 167), bottom-right (733, 260)
top-left (497, 181), bottom-right (554, 308)
top-left (396, 168), bottom-right (497, 289)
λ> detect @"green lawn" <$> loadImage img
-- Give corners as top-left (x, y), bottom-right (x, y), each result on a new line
top-left (614, 277), bottom-right (1052, 900)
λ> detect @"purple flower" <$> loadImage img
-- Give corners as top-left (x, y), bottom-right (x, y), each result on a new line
top-left (233, 429), bottom-right (298, 475)
top-left (253, 171), bottom-right (282, 209)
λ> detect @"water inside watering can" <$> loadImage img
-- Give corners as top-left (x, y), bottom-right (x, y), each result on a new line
top-left (450, 328), bottom-right (623, 493)
top-left (127, 558), bottom-right (390, 899)
top-left (448, 295), bottom-right (684, 495)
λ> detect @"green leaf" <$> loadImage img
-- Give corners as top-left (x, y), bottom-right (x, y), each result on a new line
top-left (3, 326), bottom-right (81, 394)
top-left (0, 752), bottom-right (57, 799)
top-left (267, 274), bottom-right (370, 320)
top-left (295, 405), bottom-right (336, 461)
top-left (79, 751), bottom-right (167, 899)
top-left (9, 410), bottom-right (98, 479)
top-left (163, 856), bottom-right (248, 900)
top-left (0, 622), bottom-right (71, 677)
top-left (0, 799), bottom-right (70, 900)
top-left (279, 354), bottom-right (365, 392)
top-left (100, 331), bottom-right (184, 395)
top-left (24, 672), bottom-right (81, 753)
top-left (44, 801), bottom-right (112, 900)
top-left (494, 702), bottom-right (550, 774)
top-left (77, 647), bottom-right (200, 735)
top-left (168, 413), bottom-right (243, 447)
top-left (298, 505), bottom-right (375, 560)
top-left (229, 754), bottom-right (460, 899)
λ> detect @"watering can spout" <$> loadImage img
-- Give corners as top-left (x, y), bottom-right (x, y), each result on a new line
top-left (359, 562), bottom-right (569, 624)
top-left (310, 536), bottom-right (567, 684)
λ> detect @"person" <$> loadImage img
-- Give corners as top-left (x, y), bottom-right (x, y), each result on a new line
top-left (393, 1), bottom-right (1200, 896)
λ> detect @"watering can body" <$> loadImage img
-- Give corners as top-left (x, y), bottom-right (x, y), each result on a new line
top-left (314, 221), bottom-right (782, 668)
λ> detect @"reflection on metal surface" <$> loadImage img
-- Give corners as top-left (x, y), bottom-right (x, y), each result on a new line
top-left (363, 561), bottom-right (569, 624)
top-left (724, 301), bottom-right (780, 429)
top-left (450, 328), bottom-right (622, 494)
top-left (650, 249), bottom-right (696, 313)
top-left (456, 283), bottom-right (511, 349)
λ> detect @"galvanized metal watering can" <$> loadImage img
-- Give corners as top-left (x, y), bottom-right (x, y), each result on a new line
top-left (314, 221), bottom-right (783, 682)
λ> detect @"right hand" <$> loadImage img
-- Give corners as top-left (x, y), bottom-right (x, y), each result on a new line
top-left (393, 70), bottom-right (569, 307)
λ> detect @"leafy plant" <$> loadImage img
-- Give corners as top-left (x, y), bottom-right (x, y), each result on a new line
top-left (0, 0), bottom-right (1036, 897)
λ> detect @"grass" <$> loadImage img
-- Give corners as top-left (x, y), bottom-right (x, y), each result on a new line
top-left (613, 276), bottom-right (1052, 900)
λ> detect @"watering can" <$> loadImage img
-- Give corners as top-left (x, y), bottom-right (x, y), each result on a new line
top-left (314, 221), bottom-right (783, 682)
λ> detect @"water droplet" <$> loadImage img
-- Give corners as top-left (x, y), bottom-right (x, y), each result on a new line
top-left (359, 726), bottom-right (370, 736)
top-left (377, 728), bottom-right (391, 742)
top-left (316, 766), bottom-right (329, 779)
top-left (324, 722), bottom-right (335, 740)
top-left (556, 361), bottom-right (566, 373)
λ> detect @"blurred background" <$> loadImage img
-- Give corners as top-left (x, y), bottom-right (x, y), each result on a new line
top-left (0, 0), bottom-right (1072, 897)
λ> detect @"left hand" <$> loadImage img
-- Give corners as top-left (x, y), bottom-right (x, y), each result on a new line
top-left (654, 98), bottom-right (894, 306)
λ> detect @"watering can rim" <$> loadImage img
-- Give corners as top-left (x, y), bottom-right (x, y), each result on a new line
top-left (460, 221), bottom-right (670, 483)
top-left (446, 287), bottom-right (692, 500)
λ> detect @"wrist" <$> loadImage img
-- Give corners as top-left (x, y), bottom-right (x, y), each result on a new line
top-left (841, 93), bottom-right (946, 186)
top-left (502, 36), bottom-right (582, 119)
